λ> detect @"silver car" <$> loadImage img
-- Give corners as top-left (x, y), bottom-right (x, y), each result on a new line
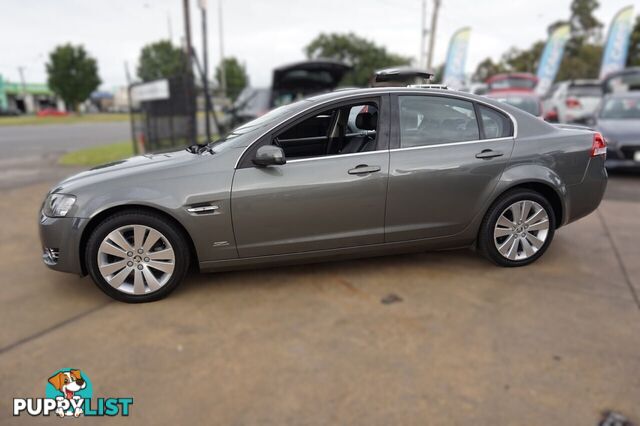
top-left (40, 87), bottom-right (608, 302)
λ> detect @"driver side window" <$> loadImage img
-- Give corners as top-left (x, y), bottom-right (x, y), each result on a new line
top-left (274, 102), bottom-right (379, 159)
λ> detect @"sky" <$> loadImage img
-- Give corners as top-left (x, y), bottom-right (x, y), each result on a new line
top-left (0, 0), bottom-right (634, 90)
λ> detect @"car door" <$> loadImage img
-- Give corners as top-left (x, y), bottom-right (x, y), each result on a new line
top-left (385, 93), bottom-right (515, 242)
top-left (231, 95), bottom-right (390, 258)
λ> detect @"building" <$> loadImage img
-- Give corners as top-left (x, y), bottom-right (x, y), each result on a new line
top-left (0, 74), bottom-right (64, 114)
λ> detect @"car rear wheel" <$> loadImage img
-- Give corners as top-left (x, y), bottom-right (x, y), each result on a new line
top-left (478, 189), bottom-right (556, 267)
top-left (85, 210), bottom-right (190, 303)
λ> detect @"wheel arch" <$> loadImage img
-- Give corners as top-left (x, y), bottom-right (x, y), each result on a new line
top-left (78, 204), bottom-right (199, 275)
top-left (490, 180), bottom-right (564, 229)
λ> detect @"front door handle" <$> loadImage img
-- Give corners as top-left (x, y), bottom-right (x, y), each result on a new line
top-left (475, 149), bottom-right (504, 159)
top-left (348, 164), bottom-right (381, 175)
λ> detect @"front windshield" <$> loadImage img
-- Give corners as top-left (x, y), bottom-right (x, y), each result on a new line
top-left (207, 100), bottom-right (309, 150)
top-left (599, 97), bottom-right (640, 119)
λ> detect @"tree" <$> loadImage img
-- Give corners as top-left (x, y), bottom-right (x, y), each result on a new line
top-left (566, 0), bottom-right (602, 55)
top-left (46, 44), bottom-right (101, 112)
top-left (569, 0), bottom-right (602, 43)
top-left (627, 16), bottom-right (640, 67)
top-left (502, 41), bottom-right (546, 73)
top-left (136, 40), bottom-right (185, 82)
top-left (471, 0), bottom-right (607, 83)
top-left (557, 44), bottom-right (603, 80)
top-left (215, 57), bottom-right (248, 101)
top-left (304, 33), bottom-right (412, 87)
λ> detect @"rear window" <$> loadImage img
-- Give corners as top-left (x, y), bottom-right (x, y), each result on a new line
top-left (568, 85), bottom-right (602, 98)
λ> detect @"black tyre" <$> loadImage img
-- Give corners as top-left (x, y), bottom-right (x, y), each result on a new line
top-left (478, 189), bottom-right (556, 267)
top-left (85, 210), bottom-right (190, 303)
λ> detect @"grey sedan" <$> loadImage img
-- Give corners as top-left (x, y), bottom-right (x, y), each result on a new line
top-left (589, 92), bottom-right (640, 168)
top-left (40, 87), bottom-right (608, 302)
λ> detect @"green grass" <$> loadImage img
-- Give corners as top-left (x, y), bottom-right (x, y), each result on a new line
top-left (59, 141), bottom-right (134, 166)
top-left (0, 113), bottom-right (130, 126)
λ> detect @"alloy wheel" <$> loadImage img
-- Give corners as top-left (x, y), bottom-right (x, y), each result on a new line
top-left (97, 224), bottom-right (175, 295)
top-left (493, 200), bottom-right (550, 261)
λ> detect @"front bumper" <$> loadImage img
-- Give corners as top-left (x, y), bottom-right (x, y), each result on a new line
top-left (39, 213), bottom-right (89, 275)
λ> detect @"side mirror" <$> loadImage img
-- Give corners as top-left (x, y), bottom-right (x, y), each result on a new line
top-left (253, 145), bottom-right (286, 167)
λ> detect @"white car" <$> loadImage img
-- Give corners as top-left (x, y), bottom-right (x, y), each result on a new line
top-left (542, 80), bottom-right (602, 123)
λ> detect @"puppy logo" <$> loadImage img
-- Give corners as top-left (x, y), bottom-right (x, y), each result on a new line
top-left (46, 369), bottom-right (92, 417)
top-left (13, 368), bottom-right (132, 417)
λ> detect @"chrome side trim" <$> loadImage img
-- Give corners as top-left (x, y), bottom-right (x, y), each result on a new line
top-left (389, 137), bottom-right (514, 152)
top-left (287, 150), bottom-right (384, 164)
top-left (233, 89), bottom-right (519, 169)
top-left (187, 205), bottom-right (219, 213)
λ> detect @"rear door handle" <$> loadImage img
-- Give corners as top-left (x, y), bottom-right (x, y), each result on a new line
top-left (475, 149), bottom-right (503, 159)
top-left (348, 165), bottom-right (381, 175)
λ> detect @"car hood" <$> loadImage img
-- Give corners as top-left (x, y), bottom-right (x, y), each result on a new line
top-left (53, 149), bottom-right (199, 193)
top-left (596, 119), bottom-right (640, 143)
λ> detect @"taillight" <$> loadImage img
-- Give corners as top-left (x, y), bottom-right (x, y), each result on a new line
top-left (565, 97), bottom-right (581, 109)
top-left (590, 132), bottom-right (607, 157)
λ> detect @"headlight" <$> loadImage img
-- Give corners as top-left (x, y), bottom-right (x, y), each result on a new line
top-left (43, 193), bottom-right (76, 217)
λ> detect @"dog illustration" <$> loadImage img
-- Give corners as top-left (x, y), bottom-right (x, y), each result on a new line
top-left (48, 370), bottom-right (86, 417)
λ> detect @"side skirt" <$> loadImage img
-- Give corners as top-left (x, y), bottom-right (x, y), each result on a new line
top-left (198, 235), bottom-right (474, 273)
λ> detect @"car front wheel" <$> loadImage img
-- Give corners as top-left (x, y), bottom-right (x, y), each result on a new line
top-left (85, 210), bottom-right (190, 303)
top-left (478, 189), bottom-right (556, 267)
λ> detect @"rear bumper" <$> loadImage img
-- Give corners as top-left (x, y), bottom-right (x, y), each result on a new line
top-left (39, 213), bottom-right (89, 275)
top-left (606, 145), bottom-right (640, 168)
top-left (565, 156), bottom-right (608, 225)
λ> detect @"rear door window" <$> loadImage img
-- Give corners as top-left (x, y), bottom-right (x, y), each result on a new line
top-left (398, 96), bottom-right (479, 148)
top-left (478, 105), bottom-right (513, 139)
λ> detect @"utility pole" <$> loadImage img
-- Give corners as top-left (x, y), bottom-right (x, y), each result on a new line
top-left (124, 61), bottom-right (132, 85)
top-left (426, 0), bottom-right (441, 70)
top-left (167, 11), bottom-right (173, 42)
top-left (420, 0), bottom-right (427, 69)
top-left (218, 0), bottom-right (227, 98)
top-left (17, 66), bottom-right (26, 95)
top-left (198, 0), bottom-right (212, 143)
top-left (182, 0), bottom-right (196, 143)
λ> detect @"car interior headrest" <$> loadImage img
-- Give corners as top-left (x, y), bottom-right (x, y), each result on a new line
top-left (356, 111), bottom-right (378, 130)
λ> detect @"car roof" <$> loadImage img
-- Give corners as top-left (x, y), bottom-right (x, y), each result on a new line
top-left (305, 86), bottom-right (479, 102)
top-left (302, 87), bottom-right (527, 118)
top-left (604, 91), bottom-right (640, 99)
top-left (486, 91), bottom-right (540, 98)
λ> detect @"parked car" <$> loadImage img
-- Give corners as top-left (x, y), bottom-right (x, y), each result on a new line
top-left (40, 87), bottom-right (607, 302)
top-left (486, 73), bottom-right (538, 93)
top-left (588, 92), bottom-right (640, 169)
top-left (37, 108), bottom-right (68, 117)
top-left (0, 107), bottom-right (21, 116)
top-left (460, 83), bottom-right (488, 95)
top-left (229, 60), bottom-right (351, 126)
top-left (486, 91), bottom-right (543, 118)
top-left (541, 80), bottom-right (602, 123)
top-left (602, 67), bottom-right (640, 94)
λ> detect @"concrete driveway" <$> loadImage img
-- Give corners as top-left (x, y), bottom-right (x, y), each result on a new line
top-left (0, 173), bottom-right (639, 425)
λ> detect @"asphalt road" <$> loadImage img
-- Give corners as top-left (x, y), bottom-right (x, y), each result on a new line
top-left (0, 121), bottom-right (130, 189)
